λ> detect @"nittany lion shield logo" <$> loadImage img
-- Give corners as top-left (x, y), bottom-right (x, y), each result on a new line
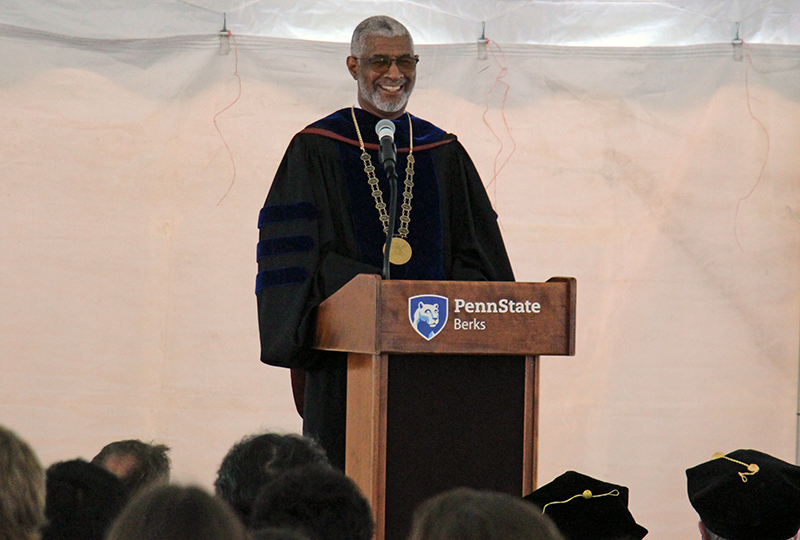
top-left (408, 294), bottom-right (448, 341)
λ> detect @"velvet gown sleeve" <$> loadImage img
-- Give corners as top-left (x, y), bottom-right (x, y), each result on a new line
top-left (256, 133), bottom-right (380, 370)
top-left (434, 136), bottom-right (516, 283)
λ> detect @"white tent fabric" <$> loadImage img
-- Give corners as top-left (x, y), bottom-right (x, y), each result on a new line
top-left (1, 3), bottom-right (799, 540)
top-left (3, 0), bottom-right (800, 45)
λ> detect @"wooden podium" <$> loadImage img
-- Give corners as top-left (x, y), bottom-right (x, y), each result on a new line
top-left (313, 274), bottom-right (576, 540)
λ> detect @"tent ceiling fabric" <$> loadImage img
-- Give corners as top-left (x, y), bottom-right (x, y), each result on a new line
top-left (2, 0), bottom-right (799, 45)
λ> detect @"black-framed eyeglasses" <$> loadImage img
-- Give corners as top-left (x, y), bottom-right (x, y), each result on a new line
top-left (355, 55), bottom-right (420, 74)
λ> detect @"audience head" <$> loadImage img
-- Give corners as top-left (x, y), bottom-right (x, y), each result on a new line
top-left (214, 432), bottom-right (329, 524)
top-left (250, 463), bottom-right (374, 540)
top-left (0, 425), bottom-right (46, 540)
top-left (409, 487), bottom-right (565, 540)
top-left (106, 484), bottom-right (249, 540)
top-left (91, 439), bottom-right (171, 497)
top-left (42, 459), bottom-right (127, 540)
top-left (252, 527), bottom-right (313, 540)
top-left (524, 471), bottom-right (648, 540)
top-left (686, 449), bottom-right (800, 540)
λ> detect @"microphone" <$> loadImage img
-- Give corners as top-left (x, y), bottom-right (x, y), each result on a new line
top-left (375, 119), bottom-right (397, 172)
top-left (375, 119), bottom-right (398, 280)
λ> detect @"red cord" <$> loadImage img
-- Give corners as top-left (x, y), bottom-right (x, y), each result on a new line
top-left (482, 39), bottom-right (517, 205)
top-left (214, 31), bottom-right (242, 206)
top-left (734, 41), bottom-right (771, 250)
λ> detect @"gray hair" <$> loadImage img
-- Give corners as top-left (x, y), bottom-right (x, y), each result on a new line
top-left (350, 16), bottom-right (413, 57)
top-left (91, 439), bottom-right (171, 497)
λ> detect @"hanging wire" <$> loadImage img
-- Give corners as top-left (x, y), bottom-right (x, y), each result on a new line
top-left (214, 13), bottom-right (243, 206)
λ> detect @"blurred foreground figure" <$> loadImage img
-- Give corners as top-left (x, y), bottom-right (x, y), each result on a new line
top-left (409, 487), bottom-right (565, 540)
top-left (0, 424), bottom-right (46, 540)
top-left (687, 449), bottom-right (800, 540)
top-left (106, 484), bottom-right (249, 540)
top-left (524, 471), bottom-right (648, 540)
top-left (91, 439), bottom-right (171, 497)
top-left (252, 527), bottom-right (313, 540)
top-left (42, 459), bottom-right (127, 540)
top-left (214, 432), bottom-right (330, 526)
top-left (250, 464), bottom-right (374, 540)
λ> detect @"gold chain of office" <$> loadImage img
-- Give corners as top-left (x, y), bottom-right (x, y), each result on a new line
top-left (350, 106), bottom-right (414, 265)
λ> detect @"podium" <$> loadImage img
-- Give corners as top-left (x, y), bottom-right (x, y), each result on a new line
top-left (313, 274), bottom-right (576, 540)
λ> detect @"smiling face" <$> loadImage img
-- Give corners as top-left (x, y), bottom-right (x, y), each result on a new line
top-left (347, 35), bottom-right (416, 119)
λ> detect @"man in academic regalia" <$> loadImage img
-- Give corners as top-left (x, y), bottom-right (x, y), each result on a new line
top-left (255, 15), bottom-right (514, 470)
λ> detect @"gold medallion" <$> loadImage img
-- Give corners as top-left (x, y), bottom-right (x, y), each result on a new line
top-left (384, 237), bottom-right (412, 265)
top-left (351, 108), bottom-right (417, 269)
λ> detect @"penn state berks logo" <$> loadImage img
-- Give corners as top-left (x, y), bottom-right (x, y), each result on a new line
top-left (409, 294), bottom-right (448, 341)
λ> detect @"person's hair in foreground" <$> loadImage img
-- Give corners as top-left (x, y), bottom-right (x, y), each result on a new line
top-left (0, 425), bottom-right (46, 540)
top-left (106, 484), bottom-right (248, 540)
top-left (408, 487), bottom-right (566, 540)
top-left (250, 463), bottom-right (374, 540)
top-left (91, 439), bottom-right (171, 497)
top-left (42, 459), bottom-right (128, 540)
top-left (252, 527), bottom-right (313, 540)
top-left (214, 432), bottom-right (330, 525)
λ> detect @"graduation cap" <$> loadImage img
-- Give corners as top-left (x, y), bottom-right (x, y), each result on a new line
top-left (686, 449), bottom-right (800, 540)
top-left (523, 471), bottom-right (648, 540)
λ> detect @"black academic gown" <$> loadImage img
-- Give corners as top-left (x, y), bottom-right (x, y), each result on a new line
top-left (256, 107), bottom-right (514, 470)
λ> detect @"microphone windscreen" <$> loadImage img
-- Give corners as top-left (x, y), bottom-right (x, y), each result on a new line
top-left (375, 119), bottom-right (395, 141)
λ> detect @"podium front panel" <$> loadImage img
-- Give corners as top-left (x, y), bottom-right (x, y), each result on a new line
top-left (383, 353), bottom-right (527, 540)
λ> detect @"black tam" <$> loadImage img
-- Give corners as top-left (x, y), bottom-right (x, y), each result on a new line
top-left (524, 470), bottom-right (648, 540)
top-left (687, 449), bottom-right (800, 540)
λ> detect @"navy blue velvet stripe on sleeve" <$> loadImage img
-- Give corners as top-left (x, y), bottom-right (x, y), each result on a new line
top-left (255, 266), bottom-right (309, 294)
top-left (258, 202), bottom-right (319, 228)
top-left (257, 236), bottom-right (315, 262)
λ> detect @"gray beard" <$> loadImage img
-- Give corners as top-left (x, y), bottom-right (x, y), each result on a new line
top-left (359, 84), bottom-right (411, 115)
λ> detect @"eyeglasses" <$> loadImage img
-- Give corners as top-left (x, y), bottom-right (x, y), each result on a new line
top-left (355, 55), bottom-right (419, 74)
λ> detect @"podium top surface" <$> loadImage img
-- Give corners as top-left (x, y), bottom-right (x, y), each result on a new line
top-left (314, 274), bottom-right (576, 356)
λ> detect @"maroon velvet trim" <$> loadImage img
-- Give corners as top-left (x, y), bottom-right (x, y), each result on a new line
top-left (300, 127), bottom-right (454, 153)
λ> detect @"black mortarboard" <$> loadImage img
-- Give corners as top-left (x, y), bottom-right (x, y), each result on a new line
top-left (686, 449), bottom-right (800, 540)
top-left (523, 470), bottom-right (648, 540)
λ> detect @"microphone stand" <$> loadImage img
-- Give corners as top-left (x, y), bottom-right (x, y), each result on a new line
top-left (382, 160), bottom-right (398, 280)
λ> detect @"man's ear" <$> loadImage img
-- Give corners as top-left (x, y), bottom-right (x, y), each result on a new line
top-left (346, 56), bottom-right (359, 80)
top-left (698, 521), bottom-right (710, 540)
